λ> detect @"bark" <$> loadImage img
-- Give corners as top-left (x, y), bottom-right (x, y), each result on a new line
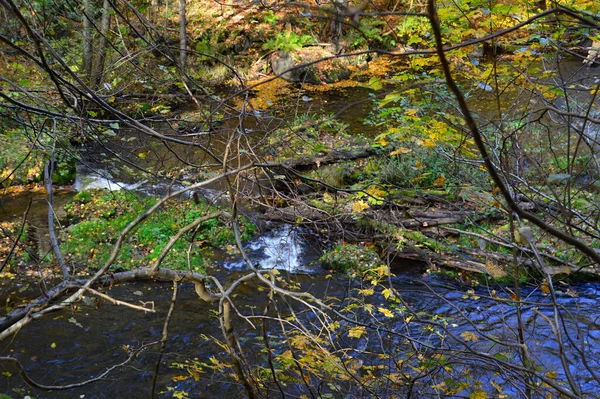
top-left (282, 146), bottom-right (378, 170)
top-left (92, 0), bottom-right (112, 89)
top-left (82, 0), bottom-right (93, 79)
top-left (178, 0), bottom-right (187, 72)
top-left (45, 160), bottom-right (69, 280)
top-left (45, 125), bottom-right (69, 280)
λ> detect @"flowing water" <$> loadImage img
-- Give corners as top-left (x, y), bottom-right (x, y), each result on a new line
top-left (2, 60), bottom-right (600, 398)
top-left (1, 227), bottom-right (600, 397)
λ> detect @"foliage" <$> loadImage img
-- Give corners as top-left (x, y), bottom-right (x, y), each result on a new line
top-left (320, 243), bottom-right (382, 274)
top-left (0, 118), bottom-right (77, 186)
top-left (3, 1), bottom-right (600, 399)
top-left (62, 190), bottom-right (255, 271)
top-left (263, 31), bottom-right (314, 53)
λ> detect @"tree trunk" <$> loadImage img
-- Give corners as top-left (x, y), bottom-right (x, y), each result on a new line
top-left (178, 0), bottom-right (187, 72)
top-left (92, 0), bottom-right (111, 89)
top-left (45, 123), bottom-right (69, 280)
top-left (82, 0), bottom-right (92, 80)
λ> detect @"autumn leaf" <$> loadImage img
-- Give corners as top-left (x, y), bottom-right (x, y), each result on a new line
top-left (351, 200), bottom-right (369, 213)
top-left (367, 77), bottom-right (382, 90)
top-left (460, 331), bottom-right (479, 342)
top-left (433, 174), bottom-right (446, 187)
top-left (390, 147), bottom-right (412, 156)
top-left (348, 326), bottom-right (366, 339)
top-left (378, 307), bottom-right (394, 318)
top-left (540, 281), bottom-right (550, 295)
top-left (382, 288), bottom-right (394, 299)
top-left (374, 137), bottom-right (389, 147)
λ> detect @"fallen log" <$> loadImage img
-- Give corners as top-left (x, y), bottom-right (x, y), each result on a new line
top-left (280, 146), bottom-right (379, 171)
top-left (0, 267), bottom-right (221, 340)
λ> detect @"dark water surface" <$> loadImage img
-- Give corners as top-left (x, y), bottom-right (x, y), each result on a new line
top-left (1, 225), bottom-right (600, 398)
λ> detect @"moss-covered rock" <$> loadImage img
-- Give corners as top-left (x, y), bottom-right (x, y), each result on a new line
top-left (320, 243), bottom-right (382, 274)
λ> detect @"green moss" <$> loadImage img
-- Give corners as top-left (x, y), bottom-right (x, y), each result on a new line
top-left (61, 190), bottom-right (255, 272)
top-left (320, 243), bottom-right (381, 274)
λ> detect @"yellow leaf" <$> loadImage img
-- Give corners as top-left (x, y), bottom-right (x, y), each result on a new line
top-left (433, 174), bottom-right (446, 187)
top-left (375, 138), bottom-right (389, 147)
top-left (51, 342), bottom-right (57, 349)
top-left (546, 371), bottom-right (558, 380)
top-left (378, 307), bottom-right (394, 318)
top-left (351, 200), bottom-right (369, 213)
top-left (431, 381), bottom-right (447, 391)
top-left (323, 192), bottom-right (334, 203)
top-left (348, 326), bottom-right (366, 339)
top-left (416, 160), bottom-right (423, 170)
top-left (172, 375), bottom-right (188, 381)
top-left (460, 331), bottom-right (479, 342)
top-left (359, 288), bottom-right (374, 296)
top-left (382, 288), bottom-right (394, 299)
top-left (470, 392), bottom-right (489, 399)
top-left (423, 138), bottom-right (436, 147)
top-left (390, 147), bottom-right (412, 156)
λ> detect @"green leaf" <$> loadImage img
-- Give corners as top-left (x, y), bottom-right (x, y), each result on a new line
top-left (379, 93), bottom-right (402, 107)
top-left (367, 77), bottom-right (383, 91)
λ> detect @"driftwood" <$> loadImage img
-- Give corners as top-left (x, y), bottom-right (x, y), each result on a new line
top-left (266, 203), bottom-right (473, 229)
top-left (264, 200), bottom-right (600, 277)
top-left (280, 146), bottom-right (379, 171)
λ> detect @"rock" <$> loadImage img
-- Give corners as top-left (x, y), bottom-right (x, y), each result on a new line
top-left (583, 39), bottom-right (600, 67)
top-left (270, 47), bottom-right (350, 84)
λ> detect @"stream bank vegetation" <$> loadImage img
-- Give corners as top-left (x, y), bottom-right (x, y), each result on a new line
top-left (2, 0), bottom-right (600, 398)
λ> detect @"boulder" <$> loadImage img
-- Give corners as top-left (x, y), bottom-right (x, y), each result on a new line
top-left (270, 47), bottom-right (350, 84)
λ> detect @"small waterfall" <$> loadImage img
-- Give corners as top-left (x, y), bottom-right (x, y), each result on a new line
top-left (224, 224), bottom-right (319, 273)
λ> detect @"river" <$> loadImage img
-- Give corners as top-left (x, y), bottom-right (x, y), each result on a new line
top-left (1, 226), bottom-right (600, 397)
top-left (2, 61), bottom-right (600, 398)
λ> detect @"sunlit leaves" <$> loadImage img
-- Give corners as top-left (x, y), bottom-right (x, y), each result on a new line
top-left (379, 92), bottom-right (403, 107)
top-left (381, 288), bottom-right (394, 299)
top-left (367, 76), bottom-right (383, 91)
top-left (351, 200), bottom-right (369, 213)
top-left (348, 326), bottom-right (366, 339)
